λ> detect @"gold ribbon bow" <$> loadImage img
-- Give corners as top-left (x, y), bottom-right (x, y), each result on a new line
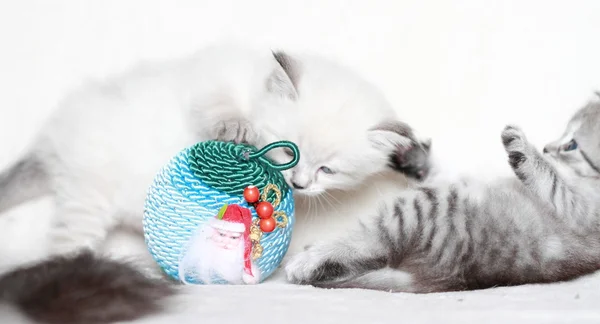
top-left (249, 183), bottom-right (289, 260)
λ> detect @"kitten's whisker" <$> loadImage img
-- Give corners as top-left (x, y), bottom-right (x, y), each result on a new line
top-left (324, 191), bottom-right (342, 206)
top-left (313, 196), bottom-right (319, 217)
top-left (317, 194), bottom-right (327, 213)
top-left (321, 192), bottom-right (340, 214)
top-left (307, 196), bottom-right (316, 221)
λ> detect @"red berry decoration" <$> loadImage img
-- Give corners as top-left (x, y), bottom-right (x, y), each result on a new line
top-left (243, 186), bottom-right (260, 203)
top-left (259, 217), bottom-right (276, 232)
top-left (256, 201), bottom-right (274, 219)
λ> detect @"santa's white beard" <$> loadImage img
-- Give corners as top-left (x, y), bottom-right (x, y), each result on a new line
top-left (178, 226), bottom-right (246, 284)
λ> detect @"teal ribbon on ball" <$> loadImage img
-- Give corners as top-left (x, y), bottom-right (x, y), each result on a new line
top-left (188, 140), bottom-right (299, 204)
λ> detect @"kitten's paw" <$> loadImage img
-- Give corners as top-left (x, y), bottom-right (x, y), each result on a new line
top-left (501, 125), bottom-right (527, 150)
top-left (213, 118), bottom-right (258, 145)
top-left (285, 248), bottom-right (348, 284)
top-left (390, 139), bottom-right (431, 181)
top-left (501, 125), bottom-right (529, 169)
top-left (284, 250), bottom-right (320, 284)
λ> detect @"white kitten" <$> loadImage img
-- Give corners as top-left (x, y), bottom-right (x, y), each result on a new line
top-left (0, 44), bottom-right (429, 268)
top-left (251, 52), bottom-right (431, 257)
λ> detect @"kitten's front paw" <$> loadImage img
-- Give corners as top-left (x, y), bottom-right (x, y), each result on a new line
top-left (213, 118), bottom-right (258, 145)
top-left (285, 248), bottom-right (348, 285)
top-left (501, 125), bottom-right (530, 168)
top-left (501, 125), bottom-right (527, 150)
top-left (285, 250), bottom-right (319, 284)
top-left (391, 141), bottom-right (431, 181)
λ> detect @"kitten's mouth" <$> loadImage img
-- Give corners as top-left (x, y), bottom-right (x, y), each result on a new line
top-left (290, 187), bottom-right (325, 197)
top-left (283, 176), bottom-right (323, 196)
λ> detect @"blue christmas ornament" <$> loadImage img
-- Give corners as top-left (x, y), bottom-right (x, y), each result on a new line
top-left (143, 140), bottom-right (299, 284)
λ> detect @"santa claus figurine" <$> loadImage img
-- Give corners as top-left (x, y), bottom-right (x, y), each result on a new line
top-left (178, 204), bottom-right (260, 285)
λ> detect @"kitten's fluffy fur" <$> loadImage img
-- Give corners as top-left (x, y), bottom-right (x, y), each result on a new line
top-left (285, 98), bottom-right (600, 292)
top-left (0, 251), bottom-right (174, 324)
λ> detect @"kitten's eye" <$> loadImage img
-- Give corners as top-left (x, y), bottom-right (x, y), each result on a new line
top-left (319, 166), bottom-right (335, 174)
top-left (284, 148), bottom-right (294, 157)
top-left (563, 139), bottom-right (578, 151)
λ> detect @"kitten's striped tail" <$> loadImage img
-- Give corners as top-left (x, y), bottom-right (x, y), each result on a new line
top-left (0, 251), bottom-right (175, 324)
top-left (0, 151), bottom-right (50, 213)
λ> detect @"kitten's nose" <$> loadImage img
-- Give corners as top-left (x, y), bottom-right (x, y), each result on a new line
top-left (291, 181), bottom-right (305, 190)
top-left (543, 145), bottom-right (551, 154)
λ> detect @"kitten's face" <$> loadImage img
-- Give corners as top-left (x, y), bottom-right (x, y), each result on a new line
top-left (269, 136), bottom-right (391, 196)
top-left (543, 98), bottom-right (600, 178)
top-left (253, 51), bottom-right (430, 196)
top-left (263, 118), bottom-right (430, 196)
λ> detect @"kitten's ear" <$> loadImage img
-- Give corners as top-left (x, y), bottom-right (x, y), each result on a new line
top-left (367, 120), bottom-right (414, 152)
top-left (266, 51), bottom-right (300, 100)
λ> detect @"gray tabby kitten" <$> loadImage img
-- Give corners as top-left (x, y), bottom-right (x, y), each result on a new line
top-left (285, 97), bottom-right (600, 292)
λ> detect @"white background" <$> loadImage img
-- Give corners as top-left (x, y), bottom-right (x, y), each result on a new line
top-left (0, 1), bottom-right (599, 323)
top-left (1, 0), bottom-right (599, 174)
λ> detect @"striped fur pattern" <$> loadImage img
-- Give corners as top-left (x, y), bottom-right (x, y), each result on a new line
top-left (285, 98), bottom-right (600, 292)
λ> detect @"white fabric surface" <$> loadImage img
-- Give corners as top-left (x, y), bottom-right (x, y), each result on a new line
top-left (143, 278), bottom-right (600, 324)
top-left (1, 1), bottom-right (600, 323)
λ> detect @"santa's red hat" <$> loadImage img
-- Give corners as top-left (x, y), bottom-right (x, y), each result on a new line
top-left (209, 204), bottom-right (254, 276)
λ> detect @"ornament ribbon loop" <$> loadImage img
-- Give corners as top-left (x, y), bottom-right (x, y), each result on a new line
top-left (242, 141), bottom-right (300, 171)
